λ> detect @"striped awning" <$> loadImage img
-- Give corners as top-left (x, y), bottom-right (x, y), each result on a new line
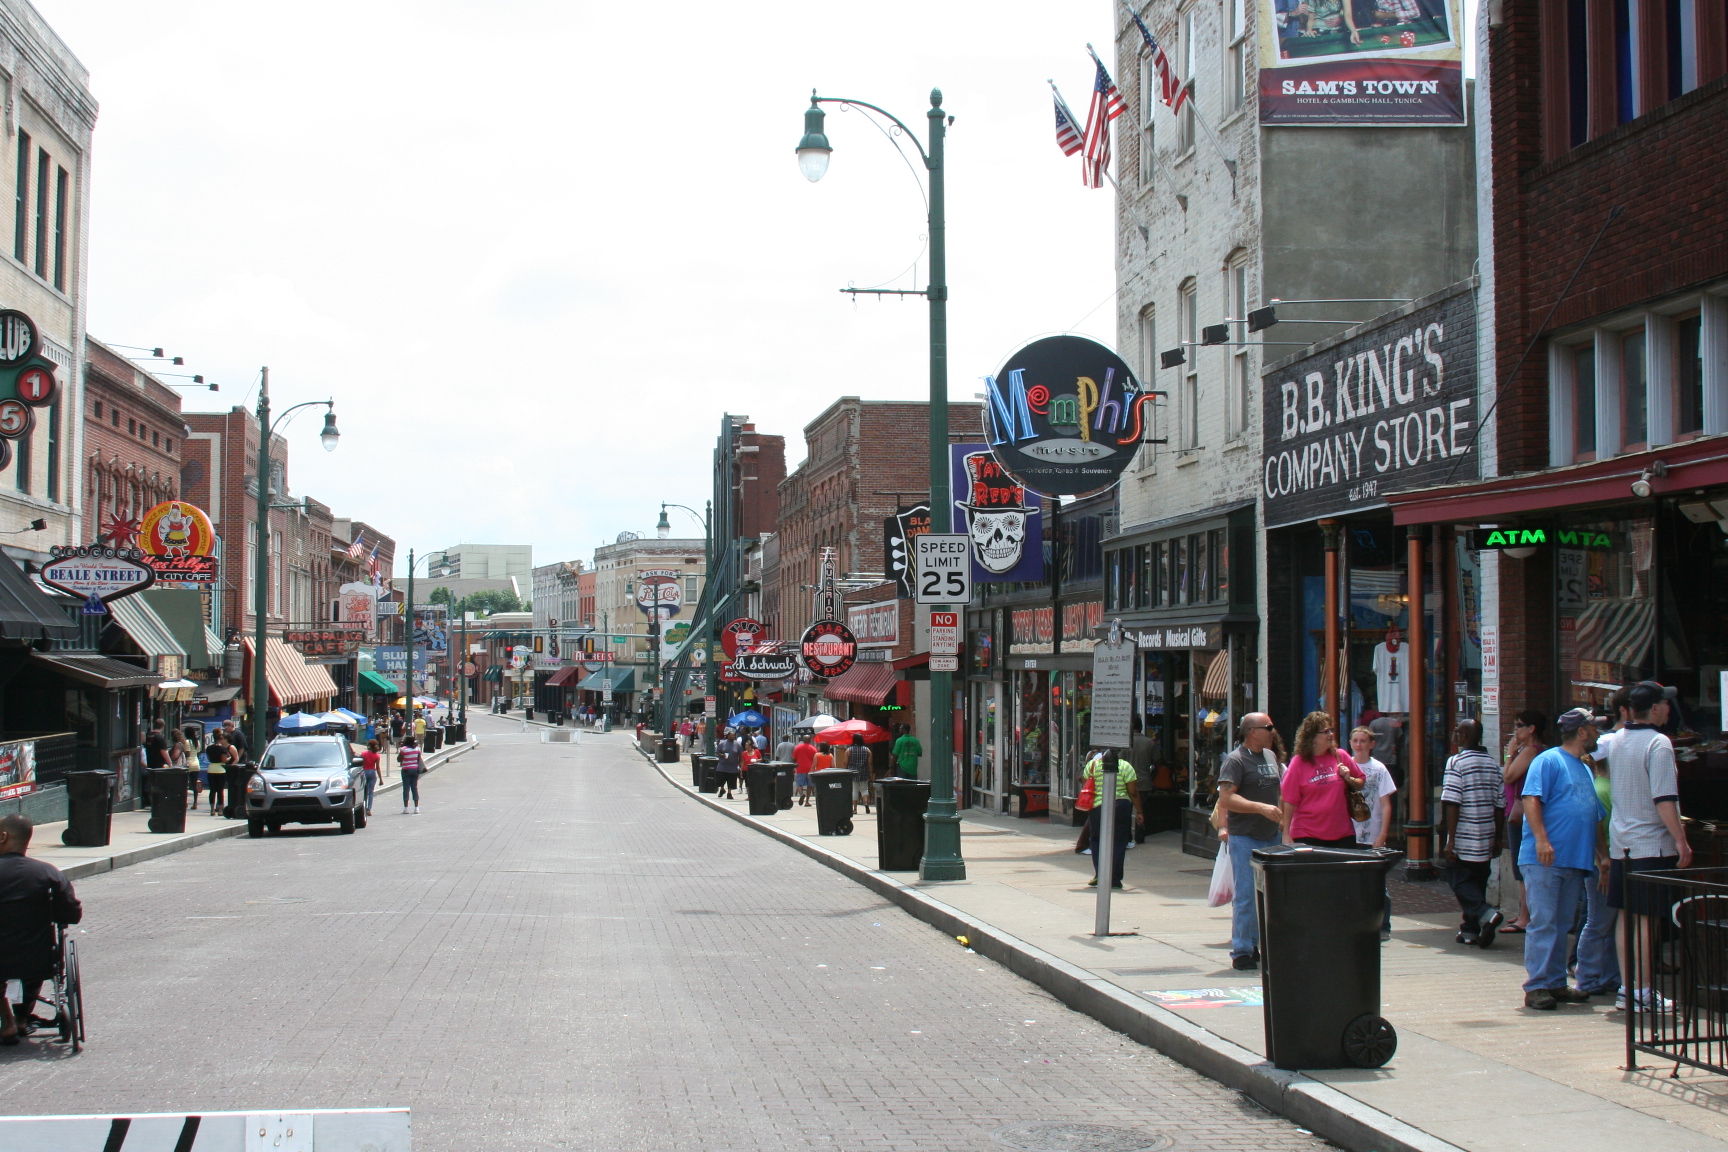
top-left (823, 662), bottom-right (899, 706)
top-left (243, 637), bottom-right (338, 708)
top-left (1200, 648), bottom-right (1231, 701)
top-left (107, 595), bottom-right (188, 659)
top-left (1574, 597), bottom-right (1655, 672)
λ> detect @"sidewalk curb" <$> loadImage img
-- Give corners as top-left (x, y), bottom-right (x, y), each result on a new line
top-left (59, 738), bottom-right (478, 883)
top-left (643, 750), bottom-right (1460, 1152)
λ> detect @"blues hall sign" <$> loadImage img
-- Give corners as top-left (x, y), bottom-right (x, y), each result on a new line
top-left (982, 335), bottom-right (1152, 498)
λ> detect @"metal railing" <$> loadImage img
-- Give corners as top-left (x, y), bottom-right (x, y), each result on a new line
top-left (1625, 866), bottom-right (1728, 1077)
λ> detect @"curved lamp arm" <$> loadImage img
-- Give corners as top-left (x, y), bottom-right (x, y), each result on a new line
top-left (812, 95), bottom-right (932, 166)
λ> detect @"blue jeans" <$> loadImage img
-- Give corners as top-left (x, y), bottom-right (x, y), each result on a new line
top-left (1087, 799), bottom-right (1133, 886)
top-left (401, 769), bottom-right (422, 806)
top-left (1227, 832), bottom-right (1279, 959)
top-left (1523, 863), bottom-right (1589, 991)
top-left (1573, 867), bottom-right (1620, 993)
top-left (363, 769), bottom-right (378, 809)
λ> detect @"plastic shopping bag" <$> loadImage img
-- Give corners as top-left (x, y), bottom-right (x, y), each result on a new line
top-left (1206, 844), bottom-right (1234, 908)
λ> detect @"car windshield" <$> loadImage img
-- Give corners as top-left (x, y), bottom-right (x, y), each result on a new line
top-left (262, 741), bottom-right (347, 770)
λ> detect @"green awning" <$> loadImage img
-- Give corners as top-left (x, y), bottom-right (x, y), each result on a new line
top-left (358, 669), bottom-right (399, 695)
top-left (576, 667), bottom-right (634, 693)
top-left (106, 595), bottom-right (188, 659)
top-left (138, 589), bottom-right (213, 667)
top-left (482, 664), bottom-right (503, 683)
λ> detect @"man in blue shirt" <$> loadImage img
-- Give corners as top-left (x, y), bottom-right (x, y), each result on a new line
top-left (1518, 708), bottom-right (1609, 1009)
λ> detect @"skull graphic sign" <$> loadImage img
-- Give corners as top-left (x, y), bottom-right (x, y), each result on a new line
top-left (951, 446), bottom-right (1043, 583)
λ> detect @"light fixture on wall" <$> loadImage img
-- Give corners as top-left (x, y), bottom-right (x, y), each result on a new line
top-left (1631, 460), bottom-right (1667, 498)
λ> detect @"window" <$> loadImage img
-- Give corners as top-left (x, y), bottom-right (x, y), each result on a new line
top-left (165, 438), bottom-right (173, 454)
top-left (1174, 535), bottom-right (1190, 603)
top-left (1622, 328), bottom-right (1648, 450)
top-left (1180, 280), bottom-right (1199, 449)
top-left (127, 418), bottom-right (135, 435)
top-left (1227, 258), bottom-right (1250, 439)
top-left (110, 407), bottom-right (118, 426)
top-left (1666, 0), bottom-right (1698, 97)
top-left (1566, 0), bottom-right (1589, 147)
top-left (151, 430), bottom-right (159, 448)
top-left (33, 148), bottom-right (48, 277)
top-left (1675, 313), bottom-right (1703, 438)
top-left (1574, 345), bottom-right (1597, 460)
top-left (1193, 532), bottom-right (1210, 601)
top-left (13, 421), bottom-right (28, 493)
top-left (93, 401), bottom-right (101, 419)
top-left (1151, 540), bottom-right (1170, 605)
top-left (52, 167), bottom-right (67, 291)
top-left (1225, 0), bottom-right (1248, 113)
top-left (1209, 527), bottom-right (1229, 601)
top-left (1614, 0), bottom-right (1637, 125)
top-left (12, 131), bottom-right (27, 262)
top-left (1551, 0), bottom-right (1710, 152)
top-left (1138, 307), bottom-right (1158, 461)
top-left (1178, 8), bottom-right (1197, 152)
top-left (1139, 59), bottom-right (1158, 187)
top-left (45, 398), bottom-right (58, 502)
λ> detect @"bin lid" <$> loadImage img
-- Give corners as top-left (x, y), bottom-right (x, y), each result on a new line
top-left (808, 767), bottom-right (855, 778)
top-left (1251, 844), bottom-right (1405, 870)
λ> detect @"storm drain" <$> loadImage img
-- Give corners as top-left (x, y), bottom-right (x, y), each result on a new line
top-left (990, 1123), bottom-right (1174, 1152)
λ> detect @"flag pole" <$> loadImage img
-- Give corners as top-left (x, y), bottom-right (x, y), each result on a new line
top-left (1116, 4), bottom-right (1238, 192)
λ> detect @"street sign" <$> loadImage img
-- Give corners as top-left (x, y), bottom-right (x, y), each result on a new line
top-left (913, 534), bottom-right (972, 605)
top-left (40, 546), bottom-right (155, 605)
top-left (734, 650), bottom-right (800, 680)
top-left (1089, 636), bottom-right (1136, 747)
top-left (602, 689), bottom-right (613, 702)
top-left (799, 619), bottom-right (857, 678)
top-left (928, 610), bottom-right (960, 655)
top-left (929, 655), bottom-right (960, 672)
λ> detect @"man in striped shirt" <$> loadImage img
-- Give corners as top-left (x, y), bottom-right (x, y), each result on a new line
top-left (1440, 719), bottom-right (1505, 947)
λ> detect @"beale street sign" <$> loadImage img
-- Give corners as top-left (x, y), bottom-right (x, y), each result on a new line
top-left (41, 545), bottom-right (155, 610)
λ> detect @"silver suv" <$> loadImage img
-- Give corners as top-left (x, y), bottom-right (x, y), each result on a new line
top-left (246, 734), bottom-right (367, 837)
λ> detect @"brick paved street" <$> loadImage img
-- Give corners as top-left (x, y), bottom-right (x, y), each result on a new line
top-left (0, 715), bottom-right (1332, 1152)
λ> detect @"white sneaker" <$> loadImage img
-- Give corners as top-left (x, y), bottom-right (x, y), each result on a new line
top-left (1080, 848), bottom-right (1093, 855)
top-left (402, 807), bottom-right (409, 814)
top-left (412, 805), bottom-right (419, 814)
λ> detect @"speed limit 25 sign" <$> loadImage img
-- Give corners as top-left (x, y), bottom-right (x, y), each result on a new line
top-left (913, 534), bottom-right (973, 605)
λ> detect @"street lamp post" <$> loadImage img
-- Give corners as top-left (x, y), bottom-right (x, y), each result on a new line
top-left (797, 88), bottom-right (964, 882)
top-left (250, 367), bottom-right (340, 759)
top-left (661, 501), bottom-right (711, 747)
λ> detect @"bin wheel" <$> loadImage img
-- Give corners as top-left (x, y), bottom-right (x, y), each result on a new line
top-left (837, 818), bottom-right (854, 836)
top-left (247, 819), bottom-right (265, 839)
top-left (1342, 1013), bottom-right (1397, 1068)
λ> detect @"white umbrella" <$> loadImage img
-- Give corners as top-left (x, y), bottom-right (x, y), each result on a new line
top-left (790, 713), bottom-right (841, 733)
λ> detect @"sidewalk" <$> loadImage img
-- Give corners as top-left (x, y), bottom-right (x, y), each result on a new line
top-left (653, 758), bottom-right (1728, 1152)
top-left (28, 736), bottom-right (478, 881)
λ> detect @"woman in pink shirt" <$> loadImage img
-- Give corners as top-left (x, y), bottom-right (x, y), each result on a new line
top-left (1280, 711), bottom-right (1365, 847)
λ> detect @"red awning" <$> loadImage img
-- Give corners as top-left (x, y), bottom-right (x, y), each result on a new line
top-left (1385, 434), bottom-right (1728, 524)
top-left (545, 665), bottom-right (580, 687)
top-left (822, 661), bottom-right (900, 706)
top-left (243, 637), bottom-right (338, 708)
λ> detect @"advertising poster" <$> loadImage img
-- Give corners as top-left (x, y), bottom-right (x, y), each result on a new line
top-left (0, 738), bottom-right (35, 801)
top-left (950, 444), bottom-right (1044, 584)
top-left (1258, 0), bottom-right (1466, 125)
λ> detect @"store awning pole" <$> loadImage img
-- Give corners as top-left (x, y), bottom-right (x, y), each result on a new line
top-left (1320, 519), bottom-right (1342, 737)
top-left (1404, 525), bottom-right (1433, 879)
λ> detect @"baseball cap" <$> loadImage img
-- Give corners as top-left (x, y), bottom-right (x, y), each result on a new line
top-left (1627, 680), bottom-right (1678, 710)
top-left (1555, 707), bottom-right (1595, 734)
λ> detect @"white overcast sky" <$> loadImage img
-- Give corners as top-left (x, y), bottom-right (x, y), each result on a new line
top-left (34, 1), bottom-right (1129, 572)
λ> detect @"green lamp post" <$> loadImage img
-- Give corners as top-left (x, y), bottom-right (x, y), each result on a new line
top-left (797, 88), bottom-right (963, 882)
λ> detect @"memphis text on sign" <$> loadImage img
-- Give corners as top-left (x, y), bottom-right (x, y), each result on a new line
top-left (1261, 286), bottom-right (1476, 528)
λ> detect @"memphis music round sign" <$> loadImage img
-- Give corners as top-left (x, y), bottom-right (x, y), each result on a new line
top-left (981, 335), bottom-right (1152, 498)
top-left (800, 620), bottom-right (857, 679)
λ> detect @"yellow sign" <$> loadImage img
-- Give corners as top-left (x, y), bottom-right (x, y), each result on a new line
top-left (138, 500), bottom-right (215, 558)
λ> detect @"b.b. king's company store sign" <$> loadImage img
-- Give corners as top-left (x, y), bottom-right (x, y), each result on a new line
top-left (1261, 286), bottom-right (1476, 529)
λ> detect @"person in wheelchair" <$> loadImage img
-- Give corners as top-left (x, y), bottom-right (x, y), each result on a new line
top-left (0, 814), bottom-right (82, 1044)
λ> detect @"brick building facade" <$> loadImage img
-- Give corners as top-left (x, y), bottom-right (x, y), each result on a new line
top-left (82, 338), bottom-right (182, 541)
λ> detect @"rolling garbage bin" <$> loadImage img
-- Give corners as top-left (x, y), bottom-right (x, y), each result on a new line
top-left (658, 737), bottom-right (680, 763)
top-left (146, 767), bottom-right (189, 834)
top-left (62, 770), bottom-right (115, 847)
top-left (772, 762), bottom-right (794, 810)
top-left (810, 768), bottom-right (855, 836)
top-left (696, 755), bottom-right (719, 794)
top-left (1252, 844), bottom-right (1405, 1070)
top-left (874, 779), bottom-right (930, 870)
top-left (745, 762), bottom-right (778, 815)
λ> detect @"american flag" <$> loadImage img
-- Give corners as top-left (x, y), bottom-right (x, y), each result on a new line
top-left (346, 531), bottom-right (365, 559)
top-left (1082, 48), bottom-right (1126, 189)
top-left (1131, 10), bottom-right (1189, 114)
top-left (366, 542), bottom-right (381, 585)
top-left (1052, 88), bottom-right (1084, 157)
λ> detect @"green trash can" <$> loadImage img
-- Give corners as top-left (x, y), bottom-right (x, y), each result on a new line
top-left (874, 779), bottom-right (930, 870)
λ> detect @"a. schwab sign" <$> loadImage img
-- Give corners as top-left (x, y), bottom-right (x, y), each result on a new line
top-left (1261, 286), bottom-right (1476, 529)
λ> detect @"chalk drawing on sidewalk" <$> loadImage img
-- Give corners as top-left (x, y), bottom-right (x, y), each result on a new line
top-left (1138, 987), bottom-right (1264, 1009)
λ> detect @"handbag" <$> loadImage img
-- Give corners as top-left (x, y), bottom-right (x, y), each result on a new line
top-left (1076, 773), bottom-right (1097, 813)
top-left (1344, 758), bottom-right (1372, 823)
top-left (1206, 846), bottom-right (1234, 907)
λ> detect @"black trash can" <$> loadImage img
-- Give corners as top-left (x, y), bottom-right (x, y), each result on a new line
top-left (146, 767), bottom-right (189, 834)
top-left (62, 770), bottom-right (115, 847)
top-left (658, 737), bottom-right (680, 763)
top-left (224, 763), bottom-right (255, 819)
top-left (1252, 844), bottom-right (1405, 1070)
top-left (697, 755), bottom-right (719, 794)
top-left (874, 778), bottom-right (930, 870)
top-left (773, 762), bottom-right (795, 810)
top-left (810, 768), bottom-right (855, 836)
top-left (745, 762), bottom-right (778, 815)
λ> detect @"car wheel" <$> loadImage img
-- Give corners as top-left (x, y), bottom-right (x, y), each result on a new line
top-left (247, 818), bottom-right (264, 838)
top-left (354, 805), bottom-right (367, 829)
top-left (336, 810), bottom-right (355, 834)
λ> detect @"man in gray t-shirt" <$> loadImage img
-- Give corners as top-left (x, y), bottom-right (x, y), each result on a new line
top-left (1215, 713), bottom-right (1286, 970)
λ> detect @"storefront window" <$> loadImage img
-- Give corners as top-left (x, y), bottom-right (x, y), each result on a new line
top-left (1192, 647), bottom-right (1229, 796)
top-left (1622, 329), bottom-right (1648, 450)
top-left (1015, 671), bottom-right (1049, 786)
top-left (1174, 536), bottom-right (1190, 604)
top-left (1193, 533), bottom-right (1210, 602)
top-left (1211, 528), bottom-right (1229, 602)
top-left (1134, 544), bottom-right (1150, 608)
top-left (1053, 670), bottom-right (1092, 801)
top-left (1558, 516), bottom-right (1655, 711)
top-left (972, 682), bottom-right (999, 799)
top-left (1150, 541), bottom-right (1169, 606)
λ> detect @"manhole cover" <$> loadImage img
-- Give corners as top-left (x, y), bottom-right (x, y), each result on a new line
top-left (990, 1123), bottom-right (1173, 1152)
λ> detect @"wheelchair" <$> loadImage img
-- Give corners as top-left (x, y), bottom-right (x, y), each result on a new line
top-left (11, 924), bottom-right (83, 1052)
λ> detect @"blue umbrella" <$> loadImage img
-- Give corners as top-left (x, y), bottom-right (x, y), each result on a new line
top-left (334, 707), bottom-right (369, 725)
top-left (276, 712), bottom-right (325, 732)
top-left (727, 709), bottom-right (767, 728)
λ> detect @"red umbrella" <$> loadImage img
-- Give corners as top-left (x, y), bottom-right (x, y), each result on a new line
top-left (814, 719), bottom-right (892, 744)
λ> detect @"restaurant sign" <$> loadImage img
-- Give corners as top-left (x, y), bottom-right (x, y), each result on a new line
top-left (1262, 286), bottom-right (1476, 529)
top-left (41, 545), bottom-right (155, 612)
top-left (846, 601), bottom-right (900, 648)
top-left (284, 624), bottom-right (370, 658)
